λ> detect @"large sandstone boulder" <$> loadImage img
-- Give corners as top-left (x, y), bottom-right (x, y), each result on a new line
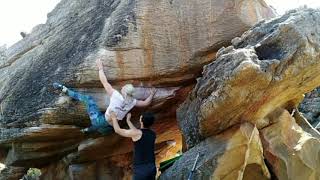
top-left (0, 0), bottom-right (274, 126)
top-left (160, 123), bottom-right (270, 180)
top-left (261, 110), bottom-right (320, 180)
top-left (0, 0), bottom-right (275, 179)
top-left (162, 109), bottom-right (320, 180)
top-left (160, 8), bottom-right (320, 180)
top-left (178, 8), bottom-right (320, 148)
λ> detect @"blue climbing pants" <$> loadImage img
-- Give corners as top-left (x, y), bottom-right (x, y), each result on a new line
top-left (67, 89), bottom-right (113, 135)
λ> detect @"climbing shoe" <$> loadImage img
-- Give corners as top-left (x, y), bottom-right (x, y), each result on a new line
top-left (80, 128), bottom-right (90, 135)
top-left (53, 82), bottom-right (68, 93)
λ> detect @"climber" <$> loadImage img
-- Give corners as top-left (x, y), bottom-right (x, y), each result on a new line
top-left (53, 58), bottom-right (156, 134)
top-left (110, 111), bottom-right (156, 180)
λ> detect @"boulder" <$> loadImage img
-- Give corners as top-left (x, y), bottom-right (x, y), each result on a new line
top-left (0, 0), bottom-right (274, 126)
top-left (160, 123), bottom-right (270, 180)
top-left (0, 0), bottom-right (275, 177)
top-left (260, 109), bottom-right (320, 180)
top-left (164, 96), bottom-right (320, 180)
top-left (169, 8), bottom-right (320, 180)
top-left (178, 8), bottom-right (320, 147)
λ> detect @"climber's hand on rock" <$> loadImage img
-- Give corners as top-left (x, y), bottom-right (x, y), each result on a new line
top-left (96, 58), bottom-right (104, 70)
top-left (150, 88), bottom-right (156, 96)
top-left (165, 94), bottom-right (175, 100)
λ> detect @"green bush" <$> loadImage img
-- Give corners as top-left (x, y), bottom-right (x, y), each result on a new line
top-left (25, 168), bottom-right (41, 179)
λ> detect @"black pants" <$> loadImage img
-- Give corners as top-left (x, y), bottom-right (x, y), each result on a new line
top-left (133, 163), bottom-right (156, 180)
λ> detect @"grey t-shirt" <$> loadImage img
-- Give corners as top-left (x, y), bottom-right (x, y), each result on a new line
top-left (105, 90), bottom-right (137, 120)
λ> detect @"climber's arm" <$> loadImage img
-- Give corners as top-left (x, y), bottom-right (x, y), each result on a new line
top-left (96, 59), bottom-right (114, 97)
top-left (126, 113), bottom-right (138, 130)
top-left (111, 112), bottom-right (141, 139)
top-left (135, 88), bottom-right (156, 107)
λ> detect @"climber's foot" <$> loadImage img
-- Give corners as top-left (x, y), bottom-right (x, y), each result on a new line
top-left (53, 82), bottom-right (68, 93)
top-left (80, 128), bottom-right (90, 135)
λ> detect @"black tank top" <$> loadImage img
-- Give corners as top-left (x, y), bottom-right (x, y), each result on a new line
top-left (133, 129), bottom-right (156, 165)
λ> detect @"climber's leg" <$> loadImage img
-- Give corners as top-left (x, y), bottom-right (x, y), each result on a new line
top-left (66, 89), bottom-right (113, 134)
top-left (65, 89), bottom-right (100, 118)
top-left (67, 89), bottom-right (113, 135)
top-left (53, 83), bottom-right (100, 115)
top-left (53, 83), bottom-right (113, 134)
top-left (65, 88), bottom-right (91, 102)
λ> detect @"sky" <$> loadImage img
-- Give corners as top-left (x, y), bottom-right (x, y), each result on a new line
top-left (0, 0), bottom-right (60, 47)
top-left (0, 0), bottom-right (320, 47)
top-left (266, 0), bottom-right (320, 14)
